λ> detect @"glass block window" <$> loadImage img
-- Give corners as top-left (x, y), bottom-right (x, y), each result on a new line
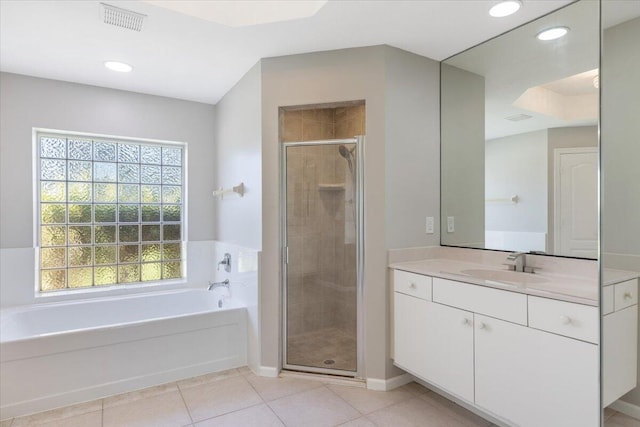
top-left (38, 132), bottom-right (185, 292)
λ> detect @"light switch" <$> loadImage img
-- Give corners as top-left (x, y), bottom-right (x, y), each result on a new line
top-left (447, 216), bottom-right (455, 233)
top-left (426, 217), bottom-right (434, 234)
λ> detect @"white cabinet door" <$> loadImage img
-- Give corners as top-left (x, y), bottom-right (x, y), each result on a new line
top-left (603, 305), bottom-right (638, 407)
top-left (422, 301), bottom-right (474, 402)
top-left (394, 292), bottom-right (429, 379)
top-left (474, 314), bottom-right (599, 427)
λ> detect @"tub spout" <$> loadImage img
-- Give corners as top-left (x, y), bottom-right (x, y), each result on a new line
top-left (208, 279), bottom-right (230, 291)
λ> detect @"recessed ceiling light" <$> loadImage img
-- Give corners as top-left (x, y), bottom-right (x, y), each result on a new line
top-left (489, 1), bottom-right (522, 18)
top-left (104, 61), bottom-right (133, 73)
top-left (536, 26), bottom-right (570, 41)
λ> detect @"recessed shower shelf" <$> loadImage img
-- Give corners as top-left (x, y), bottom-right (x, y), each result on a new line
top-left (318, 183), bottom-right (346, 191)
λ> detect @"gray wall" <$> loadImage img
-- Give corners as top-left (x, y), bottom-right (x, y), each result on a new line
top-left (0, 72), bottom-right (216, 249)
top-left (260, 45), bottom-right (440, 380)
top-left (440, 64), bottom-right (485, 247)
top-left (213, 63), bottom-right (262, 250)
top-left (384, 47), bottom-right (441, 250)
top-left (602, 17), bottom-right (640, 407)
top-left (546, 125), bottom-right (598, 254)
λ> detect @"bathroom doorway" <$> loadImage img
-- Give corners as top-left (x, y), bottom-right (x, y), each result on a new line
top-left (280, 104), bottom-right (365, 377)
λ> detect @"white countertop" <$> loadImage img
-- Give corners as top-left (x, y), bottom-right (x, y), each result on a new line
top-left (390, 258), bottom-right (602, 306)
top-left (603, 268), bottom-right (640, 286)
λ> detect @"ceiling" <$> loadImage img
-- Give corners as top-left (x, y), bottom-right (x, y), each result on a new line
top-left (1, 0), bottom-right (583, 105)
top-left (2, 1), bottom-right (638, 107)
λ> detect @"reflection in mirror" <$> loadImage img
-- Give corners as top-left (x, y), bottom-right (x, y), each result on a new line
top-left (601, 2), bottom-right (640, 422)
top-left (441, 0), bottom-right (599, 258)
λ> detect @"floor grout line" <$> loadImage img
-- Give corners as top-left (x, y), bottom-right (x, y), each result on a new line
top-left (176, 381), bottom-right (195, 426)
top-left (323, 383), bottom-right (366, 417)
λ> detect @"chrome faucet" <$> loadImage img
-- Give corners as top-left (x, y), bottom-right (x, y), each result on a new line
top-left (504, 252), bottom-right (526, 272)
top-left (217, 253), bottom-right (231, 272)
top-left (208, 279), bottom-right (230, 291)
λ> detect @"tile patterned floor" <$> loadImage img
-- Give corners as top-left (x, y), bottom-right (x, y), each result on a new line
top-left (2, 367), bottom-right (639, 427)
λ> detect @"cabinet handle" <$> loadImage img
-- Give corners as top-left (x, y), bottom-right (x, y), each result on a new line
top-left (478, 322), bottom-right (486, 330)
top-left (461, 318), bottom-right (471, 326)
top-left (624, 292), bottom-right (633, 300)
top-left (409, 282), bottom-right (417, 289)
top-left (560, 315), bottom-right (572, 325)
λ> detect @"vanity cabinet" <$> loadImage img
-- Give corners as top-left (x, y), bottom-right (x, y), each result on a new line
top-left (474, 314), bottom-right (598, 427)
top-left (603, 278), bottom-right (639, 407)
top-left (393, 272), bottom-right (474, 401)
top-left (392, 269), bottom-right (602, 427)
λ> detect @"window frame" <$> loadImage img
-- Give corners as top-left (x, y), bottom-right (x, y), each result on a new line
top-left (33, 128), bottom-right (188, 297)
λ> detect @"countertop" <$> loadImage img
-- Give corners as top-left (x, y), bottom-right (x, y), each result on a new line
top-left (389, 258), bottom-right (606, 306)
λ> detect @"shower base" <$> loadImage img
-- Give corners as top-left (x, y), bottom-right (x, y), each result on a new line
top-left (286, 327), bottom-right (356, 373)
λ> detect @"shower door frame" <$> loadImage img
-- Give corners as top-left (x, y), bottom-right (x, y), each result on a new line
top-left (280, 136), bottom-right (365, 378)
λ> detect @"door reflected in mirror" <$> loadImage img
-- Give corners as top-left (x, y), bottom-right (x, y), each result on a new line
top-left (440, 0), bottom-right (599, 258)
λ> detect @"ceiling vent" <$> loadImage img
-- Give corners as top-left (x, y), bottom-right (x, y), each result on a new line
top-left (505, 113), bottom-right (533, 122)
top-left (101, 3), bottom-right (146, 32)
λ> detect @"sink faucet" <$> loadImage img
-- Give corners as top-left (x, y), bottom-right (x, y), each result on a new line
top-left (208, 279), bottom-right (230, 291)
top-left (504, 252), bottom-right (526, 272)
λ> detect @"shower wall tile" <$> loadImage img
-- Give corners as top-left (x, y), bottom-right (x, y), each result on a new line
top-left (283, 110), bottom-right (303, 142)
top-left (335, 105), bottom-right (365, 139)
top-left (302, 108), bottom-right (334, 124)
top-left (302, 122), bottom-right (334, 141)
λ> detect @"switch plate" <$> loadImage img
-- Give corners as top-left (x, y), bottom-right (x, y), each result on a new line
top-left (447, 216), bottom-right (455, 233)
top-left (426, 217), bottom-right (434, 234)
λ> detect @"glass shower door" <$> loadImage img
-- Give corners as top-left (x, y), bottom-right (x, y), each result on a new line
top-left (282, 138), bottom-right (361, 376)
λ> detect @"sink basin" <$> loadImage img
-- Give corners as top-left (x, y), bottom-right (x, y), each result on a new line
top-left (460, 269), bottom-right (550, 285)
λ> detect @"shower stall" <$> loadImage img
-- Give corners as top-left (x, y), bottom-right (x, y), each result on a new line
top-left (281, 136), bottom-right (364, 377)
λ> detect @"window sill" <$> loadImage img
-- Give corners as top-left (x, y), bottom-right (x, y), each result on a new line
top-left (34, 278), bottom-right (188, 304)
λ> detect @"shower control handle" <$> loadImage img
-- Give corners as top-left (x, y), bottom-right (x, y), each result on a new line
top-left (217, 253), bottom-right (231, 272)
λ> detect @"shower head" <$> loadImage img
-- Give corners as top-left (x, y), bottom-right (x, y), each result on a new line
top-left (338, 145), bottom-right (354, 160)
top-left (338, 144), bottom-right (355, 179)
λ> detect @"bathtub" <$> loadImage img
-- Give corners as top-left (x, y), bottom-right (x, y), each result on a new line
top-left (0, 289), bottom-right (247, 419)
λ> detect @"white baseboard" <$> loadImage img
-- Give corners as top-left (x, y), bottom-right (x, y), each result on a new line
top-left (256, 365), bottom-right (279, 378)
top-left (609, 399), bottom-right (640, 420)
top-left (366, 373), bottom-right (413, 391)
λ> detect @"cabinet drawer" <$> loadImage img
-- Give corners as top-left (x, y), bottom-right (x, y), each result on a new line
top-left (394, 270), bottom-right (432, 300)
top-left (603, 285), bottom-right (614, 315)
top-left (432, 278), bottom-right (527, 325)
top-left (528, 296), bottom-right (598, 344)
top-left (615, 279), bottom-right (638, 311)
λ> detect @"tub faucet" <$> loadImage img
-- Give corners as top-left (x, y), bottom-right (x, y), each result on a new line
top-left (504, 252), bottom-right (526, 272)
top-left (218, 253), bottom-right (231, 272)
top-left (208, 279), bottom-right (230, 291)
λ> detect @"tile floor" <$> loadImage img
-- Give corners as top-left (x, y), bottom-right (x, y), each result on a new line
top-left (1, 367), bottom-right (638, 427)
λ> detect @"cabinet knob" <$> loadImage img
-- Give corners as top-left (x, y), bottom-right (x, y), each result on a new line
top-left (461, 318), bottom-right (471, 326)
top-left (409, 282), bottom-right (417, 289)
top-left (478, 322), bottom-right (486, 330)
top-left (560, 315), bottom-right (572, 325)
top-left (624, 292), bottom-right (633, 300)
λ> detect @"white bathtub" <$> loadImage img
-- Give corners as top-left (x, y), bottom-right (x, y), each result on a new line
top-left (0, 289), bottom-right (247, 419)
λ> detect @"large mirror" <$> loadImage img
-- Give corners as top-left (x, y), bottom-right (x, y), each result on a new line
top-left (601, 0), bottom-right (640, 419)
top-left (441, 0), bottom-right (599, 258)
